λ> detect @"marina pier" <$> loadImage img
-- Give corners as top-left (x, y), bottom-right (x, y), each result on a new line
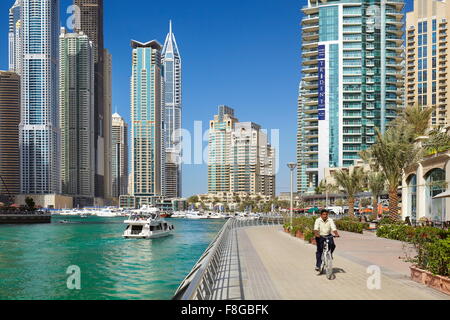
top-left (174, 217), bottom-right (450, 301)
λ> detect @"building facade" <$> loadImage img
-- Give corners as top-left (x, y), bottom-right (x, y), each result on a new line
top-left (208, 106), bottom-right (237, 193)
top-left (74, 0), bottom-right (109, 200)
top-left (59, 29), bottom-right (95, 204)
top-left (103, 49), bottom-right (112, 200)
top-left (162, 21), bottom-right (182, 199)
top-left (0, 71), bottom-right (20, 197)
top-left (403, 151), bottom-right (450, 223)
top-left (208, 106), bottom-right (276, 197)
top-left (20, 0), bottom-right (60, 195)
top-left (8, 0), bottom-right (21, 73)
top-left (298, 0), bottom-right (405, 193)
top-left (112, 113), bottom-right (128, 198)
top-left (129, 40), bottom-right (165, 206)
top-left (406, 0), bottom-right (450, 127)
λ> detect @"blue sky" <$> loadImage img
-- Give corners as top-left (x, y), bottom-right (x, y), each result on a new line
top-left (0, 0), bottom-right (414, 197)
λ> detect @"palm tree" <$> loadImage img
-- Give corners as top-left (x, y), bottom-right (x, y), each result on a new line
top-left (332, 167), bottom-right (366, 217)
top-left (367, 172), bottom-right (386, 219)
top-left (362, 123), bottom-right (421, 221)
top-left (395, 103), bottom-right (434, 137)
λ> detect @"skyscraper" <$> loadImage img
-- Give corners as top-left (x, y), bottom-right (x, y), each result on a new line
top-left (298, 0), bottom-right (405, 193)
top-left (129, 40), bottom-right (165, 207)
top-left (112, 113), bottom-right (128, 198)
top-left (162, 21), bottom-right (182, 199)
top-left (208, 106), bottom-right (276, 197)
top-left (8, 0), bottom-right (21, 73)
top-left (59, 29), bottom-right (95, 204)
top-left (406, 0), bottom-right (450, 126)
top-left (74, 0), bottom-right (109, 200)
top-left (0, 71), bottom-right (20, 197)
top-left (103, 49), bottom-right (113, 200)
top-left (20, 0), bottom-right (60, 195)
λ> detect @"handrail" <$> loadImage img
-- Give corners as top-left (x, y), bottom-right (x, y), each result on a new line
top-left (172, 215), bottom-right (284, 300)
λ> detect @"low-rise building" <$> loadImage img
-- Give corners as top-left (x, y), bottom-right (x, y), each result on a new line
top-left (402, 151), bottom-right (450, 222)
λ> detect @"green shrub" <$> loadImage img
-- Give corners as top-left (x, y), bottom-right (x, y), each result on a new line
top-left (335, 220), bottom-right (365, 234)
top-left (304, 227), bottom-right (314, 243)
top-left (424, 238), bottom-right (450, 277)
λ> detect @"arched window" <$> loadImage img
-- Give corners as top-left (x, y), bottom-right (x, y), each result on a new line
top-left (425, 168), bottom-right (446, 221)
top-left (407, 174), bottom-right (417, 220)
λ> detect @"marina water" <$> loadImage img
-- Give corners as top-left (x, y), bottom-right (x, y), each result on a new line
top-left (0, 216), bottom-right (225, 300)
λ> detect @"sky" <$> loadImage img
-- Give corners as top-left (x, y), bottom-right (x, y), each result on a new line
top-left (0, 0), bottom-right (415, 197)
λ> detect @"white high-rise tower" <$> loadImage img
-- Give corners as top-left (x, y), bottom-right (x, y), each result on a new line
top-left (162, 21), bottom-right (182, 199)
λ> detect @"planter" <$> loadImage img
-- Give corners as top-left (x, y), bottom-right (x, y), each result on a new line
top-left (410, 266), bottom-right (450, 296)
top-left (296, 230), bottom-right (304, 239)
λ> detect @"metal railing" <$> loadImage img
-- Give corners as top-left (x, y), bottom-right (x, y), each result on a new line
top-left (172, 215), bottom-right (283, 300)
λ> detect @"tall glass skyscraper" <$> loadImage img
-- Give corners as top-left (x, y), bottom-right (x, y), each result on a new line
top-left (130, 40), bottom-right (165, 206)
top-left (112, 113), bottom-right (128, 198)
top-left (59, 29), bottom-right (95, 203)
top-left (8, 0), bottom-right (21, 73)
top-left (297, 0), bottom-right (404, 193)
top-left (74, 0), bottom-right (111, 201)
top-left (162, 21), bottom-right (182, 199)
top-left (20, 0), bottom-right (60, 195)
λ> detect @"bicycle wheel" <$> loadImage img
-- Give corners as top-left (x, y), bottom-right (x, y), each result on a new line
top-left (326, 252), bottom-right (333, 279)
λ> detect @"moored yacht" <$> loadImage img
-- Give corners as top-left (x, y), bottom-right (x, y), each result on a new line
top-left (123, 206), bottom-right (174, 239)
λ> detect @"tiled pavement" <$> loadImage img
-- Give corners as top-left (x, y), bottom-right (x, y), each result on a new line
top-left (227, 226), bottom-right (449, 300)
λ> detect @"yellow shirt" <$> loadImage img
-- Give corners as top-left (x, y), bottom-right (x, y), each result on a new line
top-left (314, 218), bottom-right (337, 237)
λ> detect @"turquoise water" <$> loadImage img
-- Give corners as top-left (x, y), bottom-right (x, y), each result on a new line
top-left (0, 216), bottom-right (225, 300)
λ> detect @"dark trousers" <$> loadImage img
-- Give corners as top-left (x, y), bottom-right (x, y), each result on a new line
top-left (316, 236), bottom-right (336, 268)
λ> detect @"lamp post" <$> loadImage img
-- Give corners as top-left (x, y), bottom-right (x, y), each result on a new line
top-left (287, 163), bottom-right (297, 226)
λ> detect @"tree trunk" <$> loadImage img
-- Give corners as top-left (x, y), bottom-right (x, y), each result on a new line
top-left (372, 196), bottom-right (378, 220)
top-left (348, 196), bottom-right (355, 217)
top-left (389, 187), bottom-right (400, 221)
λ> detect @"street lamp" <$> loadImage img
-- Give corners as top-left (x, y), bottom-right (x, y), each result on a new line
top-left (287, 163), bottom-right (297, 225)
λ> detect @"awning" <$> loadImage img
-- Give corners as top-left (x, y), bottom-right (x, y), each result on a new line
top-left (433, 190), bottom-right (450, 199)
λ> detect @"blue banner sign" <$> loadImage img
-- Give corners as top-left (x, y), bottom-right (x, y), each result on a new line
top-left (318, 44), bottom-right (326, 121)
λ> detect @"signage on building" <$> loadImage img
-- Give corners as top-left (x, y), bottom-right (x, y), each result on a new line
top-left (318, 45), bottom-right (326, 121)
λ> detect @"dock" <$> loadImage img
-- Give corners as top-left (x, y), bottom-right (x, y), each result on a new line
top-left (0, 213), bottom-right (51, 224)
top-left (174, 218), bottom-right (449, 300)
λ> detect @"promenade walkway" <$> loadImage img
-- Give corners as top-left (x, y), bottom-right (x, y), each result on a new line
top-left (214, 226), bottom-right (449, 300)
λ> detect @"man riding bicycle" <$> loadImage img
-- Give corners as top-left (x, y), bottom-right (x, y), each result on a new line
top-left (314, 209), bottom-right (340, 273)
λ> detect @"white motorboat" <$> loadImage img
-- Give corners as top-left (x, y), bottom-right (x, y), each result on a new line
top-left (186, 211), bottom-right (203, 219)
top-left (205, 212), bottom-right (225, 219)
top-left (171, 211), bottom-right (187, 218)
top-left (123, 207), bottom-right (174, 239)
top-left (92, 208), bottom-right (119, 217)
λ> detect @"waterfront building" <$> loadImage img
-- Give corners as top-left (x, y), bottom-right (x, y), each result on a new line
top-left (208, 106), bottom-right (276, 197)
top-left (8, 0), bottom-right (21, 73)
top-left (297, 0), bottom-right (405, 193)
top-left (59, 29), bottom-right (95, 206)
top-left (74, 0), bottom-right (110, 200)
top-left (125, 40), bottom-right (165, 208)
top-left (406, 0), bottom-right (450, 127)
top-left (112, 113), bottom-right (128, 198)
top-left (0, 71), bottom-right (20, 197)
top-left (20, 0), bottom-right (60, 195)
top-left (162, 21), bottom-right (182, 199)
top-left (208, 106), bottom-right (238, 194)
top-left (403, 151), bottom-right (450, 223)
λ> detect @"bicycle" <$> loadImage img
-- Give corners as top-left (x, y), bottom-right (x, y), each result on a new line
top-left (319, 235), bottom-right (337, 280)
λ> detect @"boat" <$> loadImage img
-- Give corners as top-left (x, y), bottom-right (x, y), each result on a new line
top-left (171, 211), bottom-right (187, 219)
top-left (123, 206), bottom-right (174, 239)
top-left (186, 211), bottom-right (203, 219)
